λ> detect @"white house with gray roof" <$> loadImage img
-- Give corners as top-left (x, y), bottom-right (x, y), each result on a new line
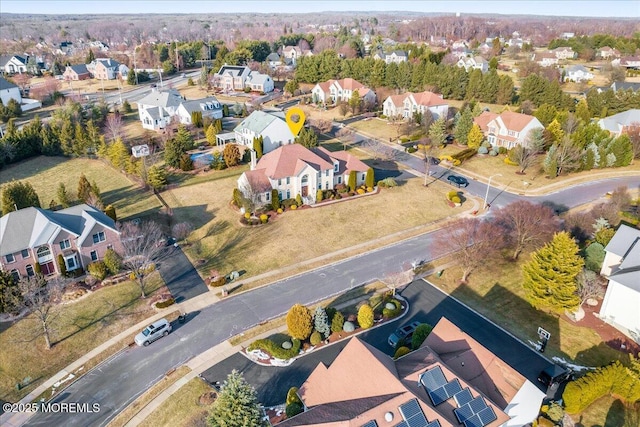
top-left (137, 88), bottom-right (185, 130)
top-left (0, 204), bottom-right (122, 280)
top-left (234, 110), bottom-right (295, 154)
top-left (0, 77), bottom-right (22, 105)
top-left (213, 65), bottom-right (274, 93)
top-left (175, 96), bottom-right (223, 125)
top-left (598, 109), bottom-right (640, 137)
top-left (599, 224), bottom-right (640, 342)
top-left (563, 65), bottom-right (593, 82)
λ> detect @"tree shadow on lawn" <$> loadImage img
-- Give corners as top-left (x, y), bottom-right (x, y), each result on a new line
top-left (195, 227), bottom-right (252, 277)
top-left (168, 205), bottom-right (217, 231)
top-left (102, 185), bottom-right (154, 208)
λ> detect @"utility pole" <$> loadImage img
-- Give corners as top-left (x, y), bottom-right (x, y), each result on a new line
top-left (133, 47), bottom-right (139, 85)
top-left (175, 46), bottom-right (179, 72)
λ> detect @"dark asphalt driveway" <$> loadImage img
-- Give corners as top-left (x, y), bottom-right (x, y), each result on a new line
top-left (201, 279), bottom-right (550, 407)
top-left (157, 246), bottom-right (208, 303)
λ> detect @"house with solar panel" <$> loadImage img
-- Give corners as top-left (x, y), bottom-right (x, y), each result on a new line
top-left (276, 317), bottom-right (545, 427)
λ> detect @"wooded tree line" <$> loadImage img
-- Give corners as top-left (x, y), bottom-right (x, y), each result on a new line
top-left (548, 33), bottom-right (640, 59)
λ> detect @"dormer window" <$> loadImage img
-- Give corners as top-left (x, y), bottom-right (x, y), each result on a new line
top-left (334, 162), bottom-right (339, 172)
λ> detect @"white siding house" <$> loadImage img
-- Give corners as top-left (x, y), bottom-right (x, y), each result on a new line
top-left (234, 111), bottom-right (295, 154)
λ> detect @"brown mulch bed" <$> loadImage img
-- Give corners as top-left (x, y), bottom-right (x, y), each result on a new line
top-left (566, 300), bottom-right (640, 357)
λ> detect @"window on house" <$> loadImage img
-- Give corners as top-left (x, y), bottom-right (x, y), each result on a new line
top-left (266, 192), bottom-right (270, 201)
top-left (5, 253), bottom-right (15, 263)
top-left (362, 173), bottom-right (365, 180)
top-left (91, 250), bottom-right (98, 261)
top-left (10, 269), bottom-right (19, 282)
top-left (92, 231), bottom-right (106, 244)
top-left (325, 170), bottom-right (329, 177)
top-left (278, 179), bottom-right (281, 186)
top-left (26, 264), bottom-right (34, 277)
top-left (334, 163), bottom-right (339, 172)
top-left (59, 239), bottom-right (70, 250)
top-left (338, 176), bottom-right (342, 184)
top-left (286, 190), bottom-right (290, 199)
top-left (286, 177), bottom-right (290, 185)
top-left (65, 256), bottom-right (77, 271)
top-left (22, 249), bottom-right (30, 259)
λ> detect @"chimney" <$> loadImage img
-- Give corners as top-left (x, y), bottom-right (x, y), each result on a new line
top-left (250, 149), bottom-right (257, 170)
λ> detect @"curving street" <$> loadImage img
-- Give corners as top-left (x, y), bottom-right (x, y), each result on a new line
top-left (23, 174), bottom-right (640, 427)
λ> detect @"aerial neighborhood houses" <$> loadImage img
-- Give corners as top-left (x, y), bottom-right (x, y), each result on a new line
top-left (383, 91), bottom-right (449, 120)
top-left (63, 63), bottom-right (91, 81)
top-left (86, 58), bottom-right (129, 80)
top-left (372, 48), bottom-right (408, 64)
top-left (281, 45), bottom-right (313, 66)
top-left (0, 204), bottom-right (122, 281)
top-left (531, 51), bottom-right (559, 67)
top-left (233, 110), bottom-right (295, 154)
top-left (278, 317), bottom-right (544, 427)
top-left (456, 56), bottom-right (489, 73)
top-left (311, 77), bottom-right (376, 105)
top-left (136, 88), bottom-right (222, 130)
top-left (597, 46), bottom-right (621, 59)
top-left (613, 56), bottom-right (640, 69)
top-left (599, 224), bottom-right (640, 340)
top-left (212, 64), bottom-right (274, 93)
top-left (0, 77), bottom-right (22, 105)
top-left (563, 65), bottom-right (594, 82)
top-left (237, 139), bottom-right (370, 207)
top-left (474, 111), bottom-right (544, 149)
top-left (598, 109), bottom-right (640, 137)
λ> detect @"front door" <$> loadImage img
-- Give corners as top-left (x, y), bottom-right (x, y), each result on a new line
top-left (41, 261), bottom-right (55, 275)
top-left (302, 186), bottom-right (308, 197)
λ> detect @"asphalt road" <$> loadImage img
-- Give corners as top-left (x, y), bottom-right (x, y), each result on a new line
top-left (24, 176), bottom-right (640, 427)
top-left (201, 279), bottom-right (551, 407)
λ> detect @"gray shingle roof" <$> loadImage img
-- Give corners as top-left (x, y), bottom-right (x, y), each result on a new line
top-left (137, 89), bottom-right (184, 109)
top-left (68, 64), bottom-right (90, 75)
top-left (0, 204), bottom-right (117, 256)
top-left (180, 96), bottom-right (221, 114)
top-left (0, 77), bottom-right (18, 90)
top-left (598, 109), bottom-right (640, 133)
top-left (605, 224), bottom-right (640, 291)
top-left (234, 110), bottom-right (278, 134)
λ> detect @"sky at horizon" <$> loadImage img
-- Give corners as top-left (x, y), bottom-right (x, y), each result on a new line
top-left (1, 0), bottom-right (639, 18)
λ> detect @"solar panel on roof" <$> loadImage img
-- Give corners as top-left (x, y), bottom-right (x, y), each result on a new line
top-left (454, 404), bottom-right (474, 423)
top-left (361, 421), bottom-right (378, 427)
top-left (478, 407), bottom-right (497, 425)
top-left (469, 396), bottom-right (488, 413)
top-left (463, 414), bottom-right (483, 427)
top-left (395, 422), bottom-right (409, 427)
top-left (444, 379), bottom-right (462, 397)
top-left (420, 366), bottom-right (447, 391)
top-left (426, 421), bottom-right (441, 427)
top-left (454, 388), bottom-right (474, 407)
top-left (400, 399), bottom-right (422, 420)
top-left (428, 386), bottom-right (449, 406)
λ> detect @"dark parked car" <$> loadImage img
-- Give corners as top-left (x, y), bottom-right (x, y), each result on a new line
top-left (538, 364), bottom-right (574, 386)
top-left (447, 175), bottom-right (469, 187)
top-left (425, 156), bottom-right (440, 165)
top-left (388, 321), bottom-right (422, 348)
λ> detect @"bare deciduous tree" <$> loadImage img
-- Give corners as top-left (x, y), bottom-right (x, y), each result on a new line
top-left (510, 145), bottom-right (538, 174)
top-left (436, 218), bottom-right (502, 283)
top-left (172, 222), bottom-right (193, 242)
top-left (361, 138), bottom-right (399, 161)
top-left (310, 119), bottom-right (332, 134)
top-left (382, 269), bottom-right (415, 296)
top-left (576, 269), bottom-right (605, 306)
top-left (627, 123), bottom-right (640, 159)
top-left (104, 113), bottom-right (124, 142)
top-left (119, 220), bottom-right (165, 298)
top-left (12, 275), bottom-right (66, 350)
top-left (336, 127), bottom-right (354, 150)
top-left (494, 201), bottom-right (560, 260)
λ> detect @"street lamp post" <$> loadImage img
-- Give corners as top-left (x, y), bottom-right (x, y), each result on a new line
top-left (484, 173), bottom-right (502, 209)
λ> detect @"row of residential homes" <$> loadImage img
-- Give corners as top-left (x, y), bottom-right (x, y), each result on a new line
top-left (0, 76), bottom-right (43, 111)
top-left (62, 58), bottom-right (130, 81)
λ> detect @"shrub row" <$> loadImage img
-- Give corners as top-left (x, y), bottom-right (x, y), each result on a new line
top-left (156, 298), bottom-right (176, 309)
top-left (247, 338), bottom-right (302, 360)
top-left (451, 148), bottom-right (477, 163)
top-left (563, 361), bottom-right (640, 413)
top-left (209, 276), bottom-right (226, 287)
top-left (438, 155), bottom-right (462, 166)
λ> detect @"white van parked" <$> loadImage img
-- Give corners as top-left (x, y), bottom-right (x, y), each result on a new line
top-left (135, 318), bottom-right (172, 346)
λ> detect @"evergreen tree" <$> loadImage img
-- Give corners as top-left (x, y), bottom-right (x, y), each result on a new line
top-left (575, 99), bottom-right (590, 123)
top-left (252, 136), bottom-right (263, 158)
top-left (608, 134), bottom-right (633, 167)
top-left (164, 126), bottom-right (194, 168)
top-left (1, 180), bottom-right (41, 214)
top-left (348, 170), bottom-right (357, 192)
top-left (0, 270), bottom-right (20, 313)
top-left (57, 183), bottom-right (70, 208)
top-left (287, 304), bottom-right (313, 340)
top-left (534, 104), bottom-right (558, 127)
top-left (223, 143), bottom-right (241, 167)
top-left (349, 89), bottom-right (361, 114)
top-left (454, 107), bottom-right (473, 145)
top-left (85, 49), bottom-right (95, 64)
top-left (314, 306), bottom-right (330, 338)
top-left (428, 117), bottom-right (447, 146)
top-left (77, 173), bottom-right (92, 202)
top-left (208, 370), bottom-right (265, 427)
top-left (108, 137), bottom-right (130, 170)
top-left (146, 165), bottom-right (167, 190)
top-left (496, 75), bottom-right (515, 105)
top-left (365, 167), bottom-right (374, 188)
top-left (522, 231), bottom-right (583, 312)
top-left (205, 124), bottom-right (218, 145)
top-left (546, 119), bottom-right (565, 144)
top-left (295, 127), bottom-right (318, 149)
top-left (467, 124), bottom-right (484, 149)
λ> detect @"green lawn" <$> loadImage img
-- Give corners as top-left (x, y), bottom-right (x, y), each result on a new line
top-left (572, 396), bottom-right (639, 427)
top-left (0, 276), bottom-right (165, 402)
top-left (428, 256), bottom-right (629, 367)
top-left (140, 377), bottom-right (212, 427)
top-left (165, 169), bottom-right (463, 280)
top-left (0, 156), bottom-right (161, 220)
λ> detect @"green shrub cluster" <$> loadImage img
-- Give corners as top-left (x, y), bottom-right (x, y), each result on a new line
top-left (407, 146), bottom-right (417, 153)
top-left (287, 387), bottom-right (301, 405)
top-left (103, 249), bottom-right (122, 275)
top-left (287, 304), bottom-right (313, 340)
top-left (563, 361), bottom-right (640, 413)
top-left (411, 324), bottom-right (433, 350)
top-left (87, 261), bottom-right (108, 280)
top-left (331, 311), bottom-right (345, 333)
top-left (451, 148), bottom-right (477, 163)
top-left (377, 177), bottom-right (397, 188)
top-left (281, 198), bottom-right (298, 209)
top-left (285, 402), bottom-right (303, 418)
top-left (357, 304), bottom-right (374, 329)
top-left (310, 331), bottom-right (322, 346)
top-left (394, 346), bottom-right (411, 359)
top-left (156, 297), bottom-right (175, 308)
top-left (247, 338), bottom-right (301, 360)
top-left (451, 196), bottom-right (461, 204)
top-left (382, 299), bottom-right (402, 318)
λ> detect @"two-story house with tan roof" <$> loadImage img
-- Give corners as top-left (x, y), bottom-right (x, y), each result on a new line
top-left (0, 204), bottom-right (122, 280)
top-left (383, 91), bottom-right (449, 120)
top-left (312, 78), bottom-right (376, 105)
top-left (475, 111), bottom-right (544, 149)
top-left (276, 317), bottom-right (545, 427)
top-left (237, 143), bottom-right (369, 205)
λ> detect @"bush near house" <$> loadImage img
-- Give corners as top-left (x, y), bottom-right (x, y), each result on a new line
top-left (357, 304), bottom-right (374, 329)
top-left (103, 248), bottom-right (122, 275)
top-left (394, 346), bottom-right (411, 359)
top-left (287, 304), bottom-right (313, 340)
top-left (247, 337), bottom-right (302, 360)
top-left (87, 261), bottom-right (108, 280)
top-left (382, 299), bottom-right (402, 318)
top-left (411, 323), bottom-right (433, 350)
top-left (451, 148), bottom-right (477, 163)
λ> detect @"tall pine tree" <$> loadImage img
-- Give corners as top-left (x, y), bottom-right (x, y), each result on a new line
top-left (208, 370), bottom-right (265, 427)
top-left (522, 231), bottom-right (583, 312)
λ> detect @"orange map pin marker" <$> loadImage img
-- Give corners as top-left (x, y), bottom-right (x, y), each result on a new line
top-left (285, 107), bottom-right (306, 136)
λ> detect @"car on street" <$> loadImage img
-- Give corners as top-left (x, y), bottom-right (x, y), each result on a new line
top-left (425, 156), bottom-right (440, 165)
top-left (135, 318), bottom-right (172, 346)
top-left (538, 364), bottom-right (574, 386)
top-left (388, 320), bottom-right (422, 348)
top-left (447, 175), bottom-right (469, 187)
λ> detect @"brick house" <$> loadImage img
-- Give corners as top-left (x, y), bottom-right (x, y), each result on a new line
top-left (0, 204), bottom-right (122, 280)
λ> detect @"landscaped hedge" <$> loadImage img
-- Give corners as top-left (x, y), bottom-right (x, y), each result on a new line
top-left (87, 261), bottom-right (108, 280)
top-left (156, 297), bottom-right (176, 309)
top-left (209, 276), bottom-right (226, 287)
top-left (394, 346), bottom-right (411, 359)
top-left (247, 337), bottom-right (302, 360)
top-left (562, 361), bottom-right (640, 413)
top-left (382, 299), bottom-right (402, 318)
top-left (451, 148), bottom-right (477, 163)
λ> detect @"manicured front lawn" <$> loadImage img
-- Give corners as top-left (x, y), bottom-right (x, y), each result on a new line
top-left (428, 256), bottom-right (628, 367)
top-left (140, 377), bottom-right (213, 427)
top-left (0, 156), bottom-right (161, 220)
top-left (0, 276), bottom-right (164, 402)
top-left (572, 396), bottom-right (638, 427)
top-left (165, 170), bottom-right (463, 280)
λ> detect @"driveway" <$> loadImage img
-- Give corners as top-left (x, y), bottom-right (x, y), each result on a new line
top-left (201, 279), bottom-right (550, 407)
top-left (157, 246), bottom-right (208, 303)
